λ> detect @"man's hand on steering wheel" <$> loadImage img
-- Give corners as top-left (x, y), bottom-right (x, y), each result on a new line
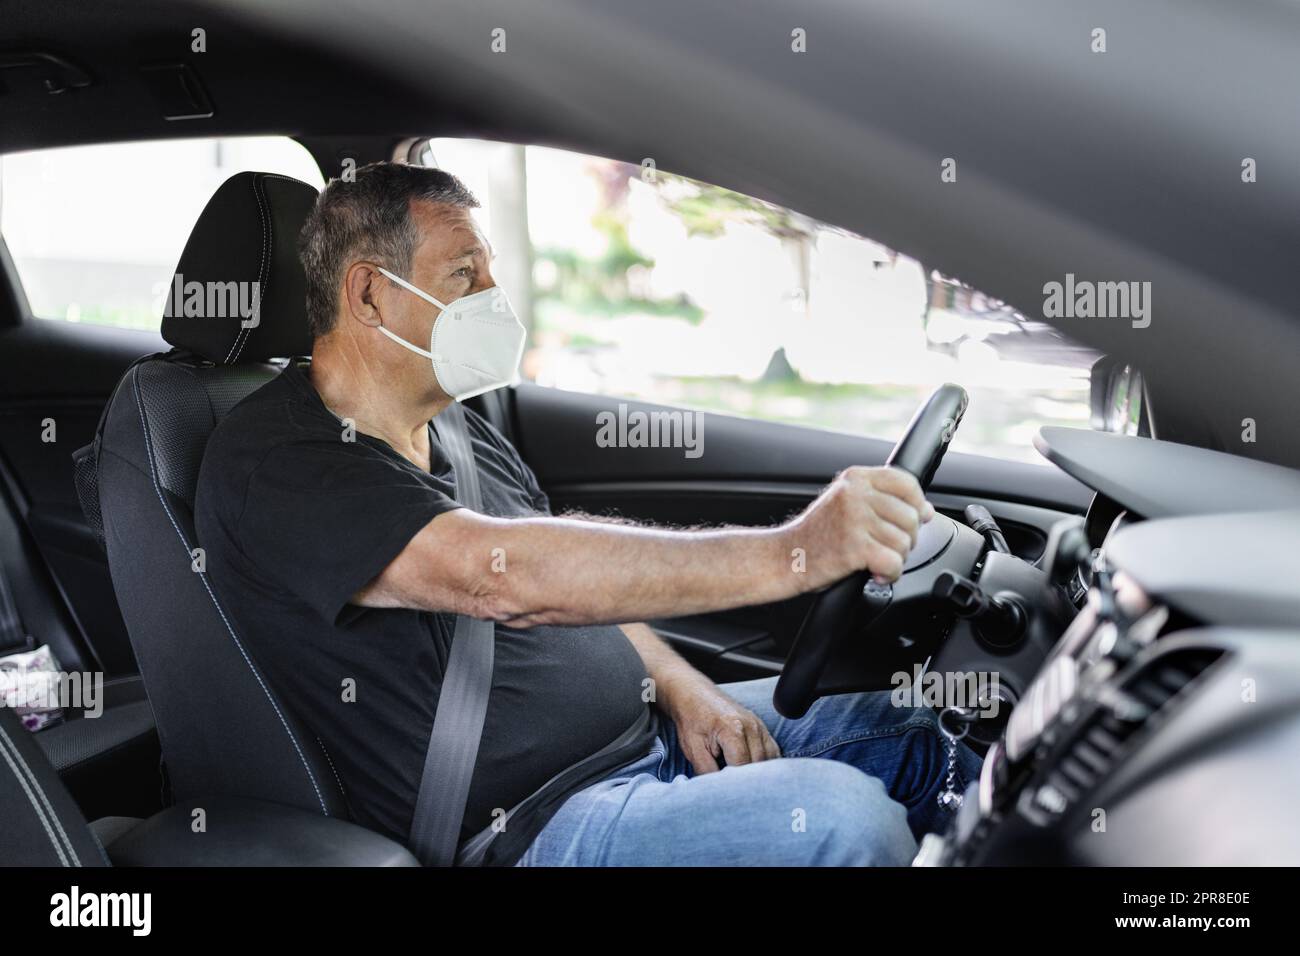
top-left (782, 466), bottom-right (936, 591)
top-left (772, 384), bottom-right (968, 719)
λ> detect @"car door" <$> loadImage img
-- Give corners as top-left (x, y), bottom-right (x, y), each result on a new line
top-left (0, 300), bottom-right (163, 676)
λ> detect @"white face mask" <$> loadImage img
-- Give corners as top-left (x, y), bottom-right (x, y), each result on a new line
top-left (375, 266), bottom-right (526, 401)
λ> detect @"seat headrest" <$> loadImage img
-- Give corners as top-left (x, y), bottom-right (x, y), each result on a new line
top-left (161, 171), bottom-right (319, 364)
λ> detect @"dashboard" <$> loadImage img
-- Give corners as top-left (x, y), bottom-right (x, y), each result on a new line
top-left (1033, 426), bottom-right (1300, 519)
top-left (920, 428), bottom-right (1300, 866)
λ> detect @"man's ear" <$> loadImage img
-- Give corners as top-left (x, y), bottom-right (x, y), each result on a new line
top-left (343, 262), bottom-right (386, 328)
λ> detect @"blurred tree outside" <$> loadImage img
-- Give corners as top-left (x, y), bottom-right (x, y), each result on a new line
top-left (485, 143), bottom-right (536, 339)
top-left (657, 174), bottom-right (819, 384)
top-left (532, 161), bottom-right (821, 383)
top-left (533, 160), bottom-right (701, 326)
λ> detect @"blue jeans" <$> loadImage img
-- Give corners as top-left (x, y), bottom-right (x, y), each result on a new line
top-left (516, 676), bottom-right (984, 866)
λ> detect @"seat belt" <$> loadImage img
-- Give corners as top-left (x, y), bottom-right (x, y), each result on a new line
top-left (0, 563), bottom-right (33, 654)
top-left (455, 706), bottom-right (654, 866)
top-left (408, 400), bottom-right (496, 867)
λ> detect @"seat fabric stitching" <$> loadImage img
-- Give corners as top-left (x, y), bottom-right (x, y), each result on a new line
top-left (223, 175), bottom-right (271, 365)
top-left (0, 723), bottom-right (77, 866)
top-left (128, 364), bottom-right (328, 815)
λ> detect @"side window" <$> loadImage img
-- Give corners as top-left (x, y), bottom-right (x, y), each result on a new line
top-left (456, 139), bottom-right (1096, 464)
top-left (0, 136), bottom-right (323, 330)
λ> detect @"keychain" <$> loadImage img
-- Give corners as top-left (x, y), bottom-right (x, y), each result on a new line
top-left (937, 705), bottom-right (976, 811)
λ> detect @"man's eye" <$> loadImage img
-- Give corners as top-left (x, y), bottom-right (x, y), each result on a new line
top-left (453, 267), bottom-right (472, 279)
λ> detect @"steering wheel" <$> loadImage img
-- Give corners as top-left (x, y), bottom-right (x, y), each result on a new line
top-left (773, 384), bottom-right (970, 718)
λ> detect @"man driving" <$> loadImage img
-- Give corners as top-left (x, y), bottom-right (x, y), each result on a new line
top-left (195, 162), bottom-right (982, 867)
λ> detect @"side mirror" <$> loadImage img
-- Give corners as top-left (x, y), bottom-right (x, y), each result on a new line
top-left (1089, 356), bottom-right (1152, 436)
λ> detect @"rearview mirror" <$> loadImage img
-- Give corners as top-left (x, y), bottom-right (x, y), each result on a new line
top-left (1090, 356), bottom-right (1152, 437)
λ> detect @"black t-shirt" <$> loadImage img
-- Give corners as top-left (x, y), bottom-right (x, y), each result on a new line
top-left (194, 362), bottom-right (657, 865)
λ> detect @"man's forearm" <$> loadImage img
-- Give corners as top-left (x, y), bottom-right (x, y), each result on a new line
top-left (477, 513), bottom-right (804, 627)
top-left (359, 508), bottom-right (806, 623)
top-left (362, 464), bottom-right (930, 625)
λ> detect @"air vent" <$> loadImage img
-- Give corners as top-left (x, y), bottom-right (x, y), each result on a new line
top-left (1029, 647), bottom-right (1221, 817)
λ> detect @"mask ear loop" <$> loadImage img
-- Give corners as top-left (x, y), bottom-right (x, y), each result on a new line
top-left (376, 266), bottom-right (451, 311)
top-left (375, 324), bottom-right (435, 360)
top-left (375, 266), bottom-right (449, 360)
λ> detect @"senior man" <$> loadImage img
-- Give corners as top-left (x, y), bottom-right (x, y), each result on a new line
top-left (194, 161), bottom-right (981, 867)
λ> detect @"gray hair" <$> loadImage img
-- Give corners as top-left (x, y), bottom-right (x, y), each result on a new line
top-left (299, 161), bottom-right (480, 338)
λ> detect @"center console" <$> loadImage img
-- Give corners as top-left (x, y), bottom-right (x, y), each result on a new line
top-left (917, 523), bottom-right (1238, 866)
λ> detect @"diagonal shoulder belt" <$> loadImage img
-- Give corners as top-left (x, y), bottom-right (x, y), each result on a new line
top-left (408, 400), bottom-right (495, 867)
